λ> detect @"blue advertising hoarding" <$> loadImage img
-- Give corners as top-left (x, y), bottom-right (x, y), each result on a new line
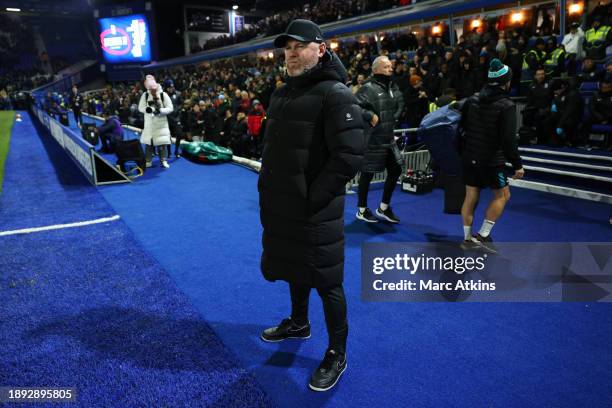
top-left (98, 14), bottom-right (152, 63)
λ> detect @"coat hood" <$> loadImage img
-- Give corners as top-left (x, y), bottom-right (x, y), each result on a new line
top-left (477, 84), bottom-right (509, 104)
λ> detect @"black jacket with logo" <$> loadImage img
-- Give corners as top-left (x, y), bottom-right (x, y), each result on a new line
top-left (258, 50), bottom-right (365, 287)
top-left (356, 74), bottom-right (404, 172)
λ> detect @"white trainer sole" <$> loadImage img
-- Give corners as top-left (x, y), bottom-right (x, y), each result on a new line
top-left (356, 212), bottom-right (378, 223)
top-left (375, 209), bottom-right (399, 223)
top-left (260, 333), bottom-right (311, 343)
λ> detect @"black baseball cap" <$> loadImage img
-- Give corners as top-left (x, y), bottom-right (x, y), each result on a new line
top-left (274, 19), bottom-right (325, 48)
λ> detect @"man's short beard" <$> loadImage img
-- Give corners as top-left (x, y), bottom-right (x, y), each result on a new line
top-left (287, 58), bottom-right (320, 77)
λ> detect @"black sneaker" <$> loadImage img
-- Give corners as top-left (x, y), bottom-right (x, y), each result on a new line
top-left (356, 208), bottom-right (378, 223)
top-left (260, 318), bottom-right (311, 343)
top-left (308, 349), bottom-right (347, 392)
top-left (473, 233), bottom-right (498, 254)
top-left (375, 206), bottom-right (400, 223)
top-left (460, 237), bottom-right (482, 251)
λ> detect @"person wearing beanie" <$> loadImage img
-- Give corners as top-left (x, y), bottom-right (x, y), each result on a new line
top-left (355, 55), bottom-right (405, 224)
top-left (138, 74), bottom-right (174, 168)
top-left (460, 58), bottom-right (524, 252)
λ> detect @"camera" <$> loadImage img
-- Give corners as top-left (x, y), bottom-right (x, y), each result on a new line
top-left (146, 99), bottom-right (160, 115)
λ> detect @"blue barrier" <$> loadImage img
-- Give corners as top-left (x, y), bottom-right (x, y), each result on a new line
top-left (32, 106), bottom-right (130, 186)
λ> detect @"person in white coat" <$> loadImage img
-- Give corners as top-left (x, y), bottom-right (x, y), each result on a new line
top-left (138, 75), bottom-right (173, 168)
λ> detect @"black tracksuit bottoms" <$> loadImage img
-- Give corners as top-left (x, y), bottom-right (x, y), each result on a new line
top-left (358, 151), bottom-right (402, 208)
top-left (289, 283), bottom-right (348, 353)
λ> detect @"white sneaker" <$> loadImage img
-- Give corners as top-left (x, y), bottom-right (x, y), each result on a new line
top-left (161, 161), bottom-right (170, 169)
top-left (145, 161), bottom-right (152, 168)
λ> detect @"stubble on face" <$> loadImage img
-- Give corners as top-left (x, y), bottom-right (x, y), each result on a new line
top-left (284, 40), bottom-right (323, 77)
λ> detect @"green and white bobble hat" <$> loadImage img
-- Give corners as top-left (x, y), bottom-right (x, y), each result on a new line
top-left (487, 58), bottom-right (513, 85)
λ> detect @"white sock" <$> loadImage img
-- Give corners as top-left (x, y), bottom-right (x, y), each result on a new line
top-left (463, 226), bottom-right (472, 240)
top-left (380, 202), bottom-right (389, 211)
top-left (358, 207), bottom-right (366, 213)
top-left (479, 220), bottom-right (495, 237)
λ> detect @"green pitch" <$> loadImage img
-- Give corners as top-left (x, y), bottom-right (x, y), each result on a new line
top-left (0, 111), bottom-right (15, 194)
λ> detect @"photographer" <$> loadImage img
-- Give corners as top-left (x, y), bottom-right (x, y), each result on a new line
top-left (138, 75), bottom-right (173, 168)
top-left (97, 111), bottom-right (124, 153)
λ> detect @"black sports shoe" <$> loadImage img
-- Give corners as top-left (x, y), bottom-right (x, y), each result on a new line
top-left (375, 206), bottom-right (400, 223)
top-left (356, 208), bottom-right (378, 223)
top-left (260, 318), bottom-right (311, 343)
top-left (460, 237), bottom-right (482, 251)
top-left (309, 349), bottom-right (347, 392)
top-left (473, 233), bottom-right (497, 254)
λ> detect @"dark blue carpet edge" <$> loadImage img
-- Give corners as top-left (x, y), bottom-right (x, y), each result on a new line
top-left (0, 111), bottom-right (275, 408)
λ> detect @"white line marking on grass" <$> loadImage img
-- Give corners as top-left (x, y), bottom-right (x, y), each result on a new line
top-left (0, 215), bottom-right (120, 237)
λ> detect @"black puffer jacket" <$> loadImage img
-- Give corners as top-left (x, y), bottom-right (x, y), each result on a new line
top-left (258, 50), bottom-right (365, 287)
top-left (461, 84), bottom-right (522, 169)
top-left (356, 74), bottom-right (404, 172)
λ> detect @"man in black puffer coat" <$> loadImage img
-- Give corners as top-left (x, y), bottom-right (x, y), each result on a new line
top-left (460, 59), bottom-right (524, 252)
top-left (257, 19), bottom-right (365, 392)
top-left (355, 56), bottom-right (405, 223)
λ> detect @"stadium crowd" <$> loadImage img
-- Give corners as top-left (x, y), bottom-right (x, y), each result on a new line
top-left (10, 1), bottom-right (610, 156)
top-left (193, 0), bottom-right (403, 53)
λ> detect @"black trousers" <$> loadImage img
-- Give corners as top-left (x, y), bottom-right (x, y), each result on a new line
top-left (358, 151), bottom-right (402, 208)
top-left (73, 108), bottom-right (82, 126)
top-left (290, 283), bottom-right (348, 353)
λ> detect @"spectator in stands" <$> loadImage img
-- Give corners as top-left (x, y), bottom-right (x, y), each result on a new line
top-left (164, 79), bottom-right (184, 157)
top-left (230, 89), bottom-right (242, 115)
top-left (460, 59), bottom-right (523, 250)
top-left (430, 87), bottom-right (457, 111)
top-left (545, 79), bottom-right (583, 146)
top-left (543, 43), bottom-right (566, 78)
top-left (404, 74), bottom-right (429, 127)
top-left (584, 15), bottom-right (611, 60)
top-left (70, 85), bottom-right (84, 128)
top-left (562, 22), bottom-right (586, 74)
top-left (578, 57), bottom-right (605, 83)
top-left (351, 73), bottom-right (365, 94)
top-left (583, 73), bottom-right (612, 144)
top-left (138, 75), bottom-right (173, 169)
top-left (189, 103), bottom-right (204, 140)
top-left (355, 55), bottom-right (405, 223)
top-left (247, 99), bottom-right (265, 158)
top-left (219, 108), bottom-right (235, 147)
top-left (229, 111), bottom-right (248, 156)
top-left (97, 111), bottom-right (124, 153)
top-left (521, 38), bottom-right (547, 81)
top-left (202, 98), bottom-right (221, 144)
top-left (522, 68), bottom-right (552, 143)
top-left (454, 59), bottom-right (477, 99)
